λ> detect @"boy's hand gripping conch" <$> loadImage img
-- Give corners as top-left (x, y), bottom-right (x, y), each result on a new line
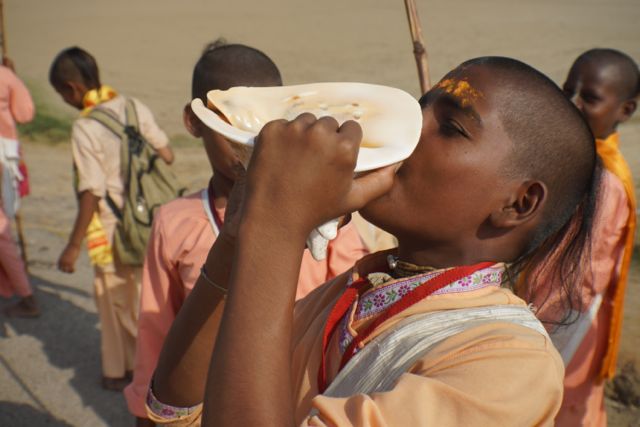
top-left (239, 113), bottom-right (396, 242)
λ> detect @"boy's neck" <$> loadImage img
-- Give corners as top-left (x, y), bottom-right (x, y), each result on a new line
top-left (396, 239), bottom-right (513, 269)
top-left (210, 173), bottom-right (234, 209)
top-left (596, 128), bottom-right (618, 141)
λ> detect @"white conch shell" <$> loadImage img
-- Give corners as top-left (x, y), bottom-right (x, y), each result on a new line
top-left (191, 83), bottom-right (422, 260)
top-left (190, 82), bottom-right (423, 172)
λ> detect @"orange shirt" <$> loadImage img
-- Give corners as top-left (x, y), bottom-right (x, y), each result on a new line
top-left (594, 132), bottom-right (636, 379)
top-left (148, 251), bottom-right (564, 426)
top-left (543, 134), bottom-right (635, 426)
top-left (124, 191), bottom-right (368, 417)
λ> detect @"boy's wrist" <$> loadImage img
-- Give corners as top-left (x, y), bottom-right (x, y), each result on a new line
top-left (241, 198), bottom-right (312, 244)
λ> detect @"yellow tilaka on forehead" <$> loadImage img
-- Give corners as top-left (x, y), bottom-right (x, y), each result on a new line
top-left (435, 78), bottom-right (483, 107)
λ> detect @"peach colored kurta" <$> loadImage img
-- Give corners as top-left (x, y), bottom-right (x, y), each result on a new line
top-left (72, 95), bottom-right (169, 378)
top-left (148, 251), bottom-right (564, 426)
top-left (0, 65), bottom-right (34, 140)
top-left (124, 191), bottom-right (368, 417)
top-left (0, 65), bottom-right (34, 299)
top-left (551, 169), bottom-right (630, 427)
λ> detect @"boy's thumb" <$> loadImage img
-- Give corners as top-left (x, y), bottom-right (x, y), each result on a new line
top-left (345, 163), bottom-right (398, 212)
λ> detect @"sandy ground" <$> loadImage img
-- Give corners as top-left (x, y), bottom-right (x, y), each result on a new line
top-left (1, 0), bottom-right (640, 426)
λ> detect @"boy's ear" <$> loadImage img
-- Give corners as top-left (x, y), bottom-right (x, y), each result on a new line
top-left (490, 181), bottom-right (547, 228)
top-left (618, 98), bottom-right (638, 124)
top-left (183, 104), bottom-right (202, 138)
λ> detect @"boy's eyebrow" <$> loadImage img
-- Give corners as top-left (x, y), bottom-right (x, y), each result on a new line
top-left (438, 93), bottom-right (483, 126)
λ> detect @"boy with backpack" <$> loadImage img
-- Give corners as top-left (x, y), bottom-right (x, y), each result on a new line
top-left (49, 47), bottom-right (179, 390)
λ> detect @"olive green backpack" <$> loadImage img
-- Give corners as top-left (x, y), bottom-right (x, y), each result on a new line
top-left (88, 99), bottom-right (185, 266)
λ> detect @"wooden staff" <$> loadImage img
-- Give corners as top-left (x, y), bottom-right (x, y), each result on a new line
top-left (403, 0), bottom-right (431, 93)
top-left (0, 0), bottom-right (29, 272)
top-left (14, 210), bottom-right (28, 271)
top-left (0, 0), bottom-right (7, 60)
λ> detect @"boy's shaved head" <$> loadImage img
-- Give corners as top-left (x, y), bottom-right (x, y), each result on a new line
top-left (572, 48), bottom-right (640, 100)
top-left (49, 46), bottom-right (101, 89)
top-left (364, 56), bottom-right (598, 320)
top-left (459, 57), bottom-right (596, 248)
top-left (191, 38), bottom-right (282, 102)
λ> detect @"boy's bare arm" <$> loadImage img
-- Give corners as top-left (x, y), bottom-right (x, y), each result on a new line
top-left (152, 232), bottom-right (233, 406)
top-left (58, 190), bottom-right (100, 273)
top-left (156, 146), bottom-right (174, 164)
top-left (201, 115), bottom-right (394, 426)
top-left (153, 163), bottom-right (245, 406)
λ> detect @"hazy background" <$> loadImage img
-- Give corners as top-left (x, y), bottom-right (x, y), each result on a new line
top-left (8, 0), bottom-right (640, 134)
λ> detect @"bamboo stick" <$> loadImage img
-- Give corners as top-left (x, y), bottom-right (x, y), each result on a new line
top-left (0, 1), bottom-right (28, 272)
top-left (14, 212), bottom-right (28, 272)
top-left (403, 0), bottom-right (431, 93)
top-left (0, 0), bottom-right (7, 59)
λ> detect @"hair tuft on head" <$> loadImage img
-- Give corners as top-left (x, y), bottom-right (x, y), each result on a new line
top-left (49, 47), bottom-right (101, 89)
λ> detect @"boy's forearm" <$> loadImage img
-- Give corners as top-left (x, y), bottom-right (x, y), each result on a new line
top-left (68, 191), bottom-right (100, 247)
top-left (152, 234), bottom-right (234, 406)
top-left (202, 216), bottom-right (305, 427)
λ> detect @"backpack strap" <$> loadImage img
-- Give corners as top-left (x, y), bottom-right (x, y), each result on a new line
top-left (124, 98), bottom-right (140, 131)
top-left (86, 104), bottom-right (132, 221)
top-left (87, 107), bottom-right (128, 140)
top-left (123, 99), bottom-right (146, 157)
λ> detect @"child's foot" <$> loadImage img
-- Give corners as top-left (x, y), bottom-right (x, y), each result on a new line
top-left (3, 296), bottom-right (40, 318)
top-left (101, 376), bottom-right (130, 391)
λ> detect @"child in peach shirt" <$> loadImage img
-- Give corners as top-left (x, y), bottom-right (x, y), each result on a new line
top-left (49, 47), bottom-right (175, 390)
top-left (124, 40), bottom-right (368, 426)
top-left (542, 48), bottom-right (639, 427)
top-left (0, 58), bottom-right (38, 318)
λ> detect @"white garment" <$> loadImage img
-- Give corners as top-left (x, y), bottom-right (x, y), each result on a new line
top-left (320, 304), bottom-right (548, 399)
top-left (0, 137), bottom-right (23, 219)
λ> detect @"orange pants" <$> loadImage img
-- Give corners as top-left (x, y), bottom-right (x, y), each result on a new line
top-left (93, 257), bottom-right (140, 378)
top-left (0, 207), bottom-right (31, 298)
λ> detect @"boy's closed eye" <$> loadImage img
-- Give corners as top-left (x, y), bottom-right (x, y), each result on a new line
top-left (434, 101), bottom-right (479, 140)
top-left (439, 116), bottom-right (470, 138)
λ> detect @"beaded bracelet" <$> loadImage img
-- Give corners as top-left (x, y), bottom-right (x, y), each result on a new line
top-left (200, 266), bottom-right (227, 297)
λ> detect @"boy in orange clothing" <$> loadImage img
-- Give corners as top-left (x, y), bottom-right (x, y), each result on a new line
top-left (550, 48), bottom-right (639, 426)
top-left (149, 57), bottom-right (600, 426)
top-left (124, 40), bottom-right (368, 426)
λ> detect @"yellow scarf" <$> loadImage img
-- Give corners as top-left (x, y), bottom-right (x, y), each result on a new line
top-left (79, 85), bottom-right (118, 266)
top-left (80, 85), bottom-right (118, 117)
top-left (596, 132), bottom-right (637, 380)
